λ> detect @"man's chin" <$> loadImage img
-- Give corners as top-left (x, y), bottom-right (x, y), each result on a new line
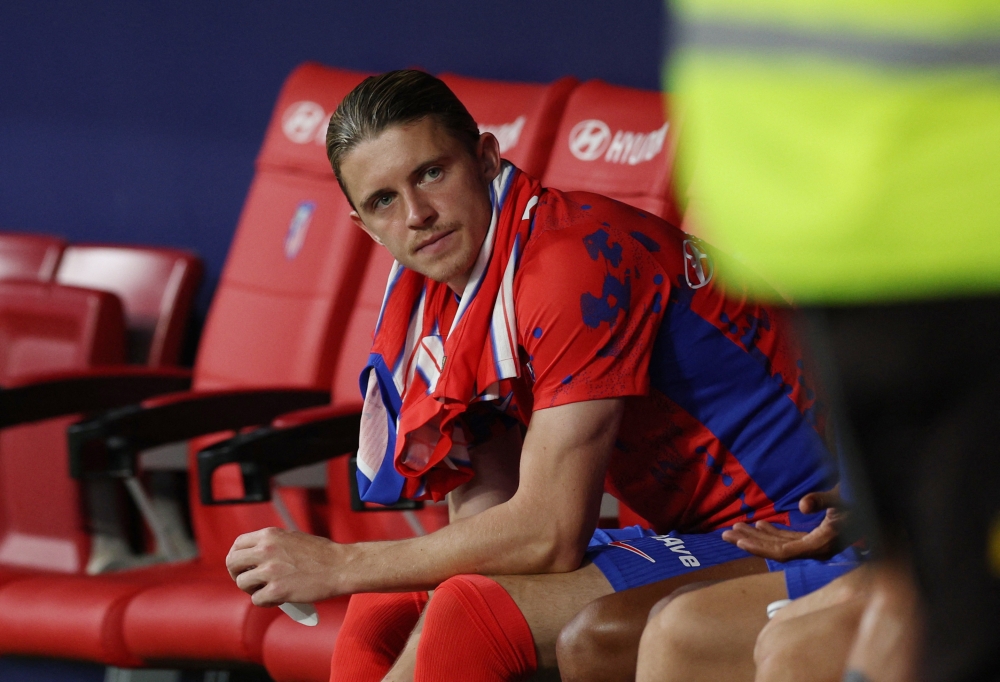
top-left (428, 261), bottom-right (475, 292)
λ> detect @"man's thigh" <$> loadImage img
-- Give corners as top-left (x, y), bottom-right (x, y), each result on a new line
top-left (756, 596), bottom-right (867, 682)
top-left (492, 555), bottom-right (771, 670)
top-left (635, 570), bottom-right (788, 682)
top-left (491, 562), bottom-right (615, 664)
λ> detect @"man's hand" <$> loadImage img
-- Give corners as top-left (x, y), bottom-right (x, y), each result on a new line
top-left (224, 399), bottom-right (623, 599)
top-left (226, 527), bottom-right (345, 606)
top-left (721, 487), bottom-right (846, 562)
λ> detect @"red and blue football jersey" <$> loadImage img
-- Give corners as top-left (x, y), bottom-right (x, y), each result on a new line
top-left (499, 189), bottom-right (830, 533)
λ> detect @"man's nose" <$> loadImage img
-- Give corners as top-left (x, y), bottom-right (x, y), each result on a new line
top-left (405, 191), bottom-right (436, 229)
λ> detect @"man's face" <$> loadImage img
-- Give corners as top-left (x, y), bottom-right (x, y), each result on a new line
top-left (340, 117), bottom-right (501, 293)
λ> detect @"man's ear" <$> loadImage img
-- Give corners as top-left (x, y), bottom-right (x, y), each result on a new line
top-left (350, 210), bottom-right (384, 245)
top-left (477, 132), bottom-right (502, 182)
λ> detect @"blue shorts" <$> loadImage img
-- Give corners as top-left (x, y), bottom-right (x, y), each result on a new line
top-left (587, 525), bottom-right (861, 599)
top-left (779, 547), bottom-right (861, 599)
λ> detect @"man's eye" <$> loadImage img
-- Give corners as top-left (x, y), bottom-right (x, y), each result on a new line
top-left (423, 167), bottom-right (442, 181)
top-left (374, 195), bottom-right (393, 209)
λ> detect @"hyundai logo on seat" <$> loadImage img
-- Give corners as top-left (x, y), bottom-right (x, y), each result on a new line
top-left (282, 101), bottom-right (330, 145)
top-left (569, 119), bottom-right (612, 161)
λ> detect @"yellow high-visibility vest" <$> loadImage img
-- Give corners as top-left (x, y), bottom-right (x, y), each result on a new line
top-left (670, 0), bottom-right (1000, 303)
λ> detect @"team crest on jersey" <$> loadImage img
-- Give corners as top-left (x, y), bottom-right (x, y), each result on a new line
top-left (682, 238), bottom-right (714, 290)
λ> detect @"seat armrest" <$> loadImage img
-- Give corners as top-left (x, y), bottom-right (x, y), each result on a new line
top-left (272, 402), bottom-right (363, 428)
top-left (0, 366), bottom-right (192, 428)
top-left (68, 387), bottom-right (330, 479)
top-left (197, 405), bottom-right (361, 505)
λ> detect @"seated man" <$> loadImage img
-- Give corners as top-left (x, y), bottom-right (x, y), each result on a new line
top-left (225, 70), bottom-right (841, 682)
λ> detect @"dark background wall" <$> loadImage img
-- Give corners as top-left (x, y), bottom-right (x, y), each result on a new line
top-left (0, 1), bottom-right (667, 323)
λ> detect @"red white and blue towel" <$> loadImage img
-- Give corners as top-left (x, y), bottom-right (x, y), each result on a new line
top-left (356, 162), bottom-right (541, 503)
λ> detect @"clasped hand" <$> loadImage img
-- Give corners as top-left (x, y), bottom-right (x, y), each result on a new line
top-left (226, 527), bottom-right (342, 607)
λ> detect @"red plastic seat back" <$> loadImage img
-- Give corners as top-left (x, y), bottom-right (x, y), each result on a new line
top-left (256, 62), bottom-right (369, 178)
top-left (193, 63), bottom-right (370, 394)
top-left (0, 232), bottom-right (64, 282)
top-left (439, 74), bottom-right (577, 179)
top-left (189, 64), bottom-right (375, 564)
top-left (328, 245), bottom-right (394, 411)
top-left (0, 281), bottom-right (126, 573)
top-left (55, 245), bottom-right (203, 367)
top-left (0, 281), bottom-right (125, 382)
top-left (542, 80), bottom-right (681, 225)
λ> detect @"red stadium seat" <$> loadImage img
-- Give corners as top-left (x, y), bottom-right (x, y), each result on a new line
top-left (0, 231), bottom-right (65, 282)
top-left (0, 244), bottom-right (201, 600)
top-left (0, 243), bottom-right (202, 580)
top-left (194, 242), bottom-right (449, 682)
top-left (0, 63), bottom-right (372, 670)
top-left (541, 80), bottom-right (682, 225)
top-left (55, 245), bottom-right (203, 367)
top-left (0, 281), bottom-right (125, 381)
top-left (0, 281), bottom-right (126, 585)
top-left (439, 73), bottom-right (577, 179)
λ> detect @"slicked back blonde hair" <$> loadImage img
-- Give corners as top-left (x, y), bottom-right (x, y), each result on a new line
top-left (326, 70), bottom-right (481, 206)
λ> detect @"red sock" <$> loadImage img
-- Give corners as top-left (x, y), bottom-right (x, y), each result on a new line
top-left (415, 575), bottom-right (537, 682)
top-left (330, 591), bottom-right (429, 682)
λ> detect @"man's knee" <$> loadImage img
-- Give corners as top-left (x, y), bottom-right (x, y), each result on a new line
top-left (416, 574), bottom-right (537, 681)
top-left (556, 582), bottom-right (715, 681)
top-left (646, 581), bottom-right (714, 622)
top-left (556, 589), bottom-right (656, 682)
top-left (753, 619), bottom-right (798, 682)
top-left (649, 591), bottom-right (713, 661)
top-left (557, 597), bottom-right (622, 681)
top-left (753, 619), bottom-right (825, 682)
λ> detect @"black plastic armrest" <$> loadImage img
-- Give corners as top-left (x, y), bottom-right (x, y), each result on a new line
top-left (0, 367), bottom-right (192, 429)
top-left (197, 408), bottom-right (361, 505)
top-left (68, 387), bottom-right (330, 479)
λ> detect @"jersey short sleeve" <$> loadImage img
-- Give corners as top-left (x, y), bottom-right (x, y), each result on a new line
top-left (514, 191), bottom-right (672, 410)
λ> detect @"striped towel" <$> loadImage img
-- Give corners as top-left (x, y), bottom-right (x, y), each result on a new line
top-left (356, 163), bottom-right (541, 504)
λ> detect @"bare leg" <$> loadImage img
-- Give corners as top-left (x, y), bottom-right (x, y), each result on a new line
top-left (843, 562), bottom-right (920, 682)
top-left (755, 595), bottom-right (867, 682)
top-left (557, 556), bottom-right (769, 682)
top-left (635, 570), bottom-right (787, 682)
top-left (493, 562), bottom-right (615, 669)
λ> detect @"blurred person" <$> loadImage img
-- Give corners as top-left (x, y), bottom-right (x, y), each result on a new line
top-left (223, 70), bottom-right (841, 682)
top-left (668, 1), bottom-right (1000, 679)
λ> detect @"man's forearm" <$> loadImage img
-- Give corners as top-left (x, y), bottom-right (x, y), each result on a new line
top-left (330, 495), bottom-right (587, 595)
top-left (229, 400), bottom-right (620, 606)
